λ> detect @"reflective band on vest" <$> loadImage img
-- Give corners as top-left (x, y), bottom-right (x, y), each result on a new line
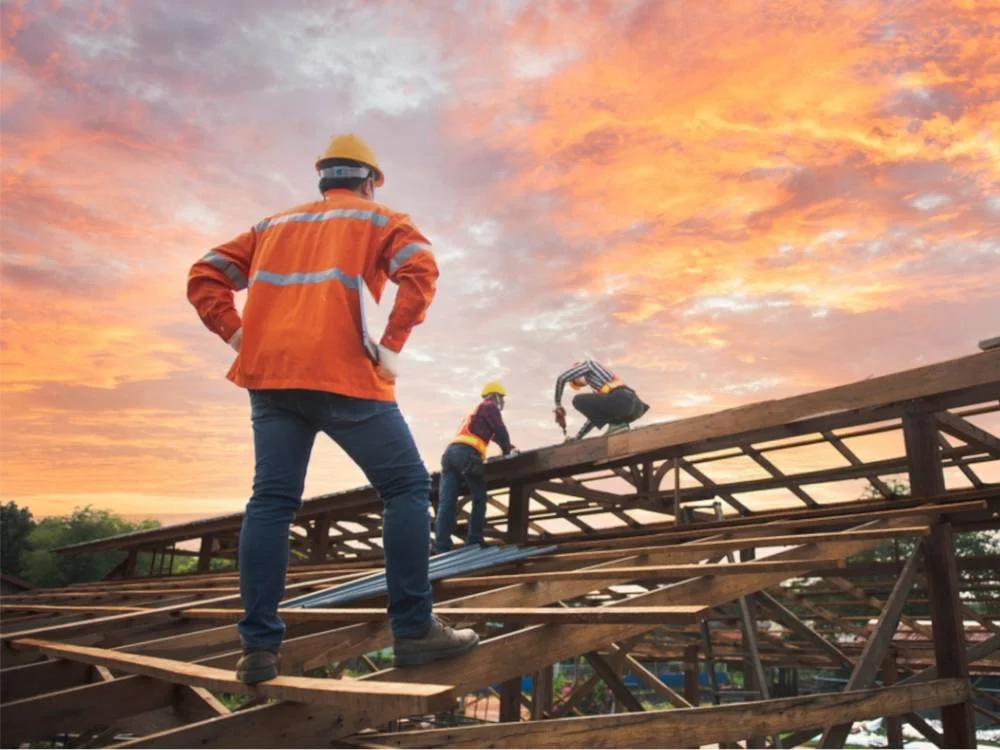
top-left (598, 378), bottom-right (626, 394)
top-left (451, 414), bottom-right (489, 458)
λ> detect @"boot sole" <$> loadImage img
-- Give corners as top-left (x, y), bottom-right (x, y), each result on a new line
top-left (237, 664), bottom-right (279, 684)
top-left (393, 633), bottom-right (480, 668)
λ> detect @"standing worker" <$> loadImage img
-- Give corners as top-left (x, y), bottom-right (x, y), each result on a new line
top-left (553, 359), bottom-right (650, 440)
top-left (187, 133), bottom-right (478, 682)
top-left (435, 382), bottom-right (517, 552)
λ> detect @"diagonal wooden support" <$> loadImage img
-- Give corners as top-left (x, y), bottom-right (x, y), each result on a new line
top-left (935, 411), bottom-right (1000, 458)
top-left (741, 443), bottom-right (819, 508)
top-left (584, 652), bottom-right (644, 713)
top-left (757, 591), bottom-right (853, 670)
top-left (818, 545), bottom-right (922, 748)
top-left (821, 430), bottom-right (895, 498)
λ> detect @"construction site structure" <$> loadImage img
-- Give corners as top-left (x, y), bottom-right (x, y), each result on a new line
top-left (1, 349), bottom-right (998, 748)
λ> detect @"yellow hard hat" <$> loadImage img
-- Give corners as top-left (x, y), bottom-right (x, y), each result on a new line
top-left (481, 381), bottom-right (507, 398)
top-left (315, 134), bottom-right (384, 187)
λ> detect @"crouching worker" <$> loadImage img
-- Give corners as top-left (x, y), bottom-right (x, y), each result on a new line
top-left (553, 360), bottom-right (649, 440)
top-left (435, 381), bottom-right (517, 552)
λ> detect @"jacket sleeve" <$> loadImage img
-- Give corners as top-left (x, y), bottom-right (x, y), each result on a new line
top-left (554, 360), bottom-right (592, 406)
top-left (481, 402), bottom-right (513, 454)
top-left (186, 229), bottom-right (255, 343)
top-left (377, 214), bottom-right (438, 352)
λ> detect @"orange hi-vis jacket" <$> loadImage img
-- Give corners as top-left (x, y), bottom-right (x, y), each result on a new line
top-left (187, 189), bottom-right (438, 402)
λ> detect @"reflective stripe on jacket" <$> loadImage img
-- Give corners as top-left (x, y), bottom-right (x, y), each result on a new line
top-left (187, 189), bottom-right (437, 401)
top-left (452, 415), bottom-right (489, 458)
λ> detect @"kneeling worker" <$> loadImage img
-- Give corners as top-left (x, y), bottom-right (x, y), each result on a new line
top-left (554, 360), bottom-right (649, 440)
top-left (436, 382), bottom-right (516, 552)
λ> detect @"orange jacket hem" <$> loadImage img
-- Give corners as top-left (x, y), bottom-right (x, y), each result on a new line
top-left (226, 371), bottom-right (396, 403)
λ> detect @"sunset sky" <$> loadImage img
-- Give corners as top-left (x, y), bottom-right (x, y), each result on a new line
top-left (2, 0), bottom-right (998, 522)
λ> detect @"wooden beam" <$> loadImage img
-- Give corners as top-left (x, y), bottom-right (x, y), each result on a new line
top-left (905, 405), bottom-right (977, 749)
top-left (818, 545), bottom-right (922, 748)
top-left (12, 638), bottom-right (456, 714)
top-left (606, 350), bottom-right (1000, 459)
top-left (94, 517), bottom-right (939, 747)
top-left (506, 484), bottom-right (530, 544)
top-left (0, 571), bottom-right (360, 645)
top-left (178, 605), bottom-right (708, 625)
top-left (438, 558), bottom-right (845, 588)
top-left (533, 526), bottom-right (930, 566)
top-left (882, 655), bottom-right (903, 748)
top-left (0, 674), bottom-right (176, 747)
top-left (196, 535), bottom-right (214, 573)
top-left (360, 679), bottom-right (971, 749)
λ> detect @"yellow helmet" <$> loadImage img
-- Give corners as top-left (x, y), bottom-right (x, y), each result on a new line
top-left (315, 134), bottom-right (384, 187)
top-left (481, 381), bottom-right (507, 398)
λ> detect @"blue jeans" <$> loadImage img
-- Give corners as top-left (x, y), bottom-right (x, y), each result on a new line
top-left (435, 443), bottom-right (488, 552)
top-left (238, 389), bottom-right (433, 648)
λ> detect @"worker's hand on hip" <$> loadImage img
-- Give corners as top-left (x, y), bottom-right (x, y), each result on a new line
top-left (376, 344), bottom-right (399, 382)
top-left (227, 328), bottom-right (243, 353)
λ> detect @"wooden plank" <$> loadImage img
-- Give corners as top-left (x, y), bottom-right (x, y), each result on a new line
top-left (95, 518), bottom-right (921, 747)
top-left (0, 658), bottom-right (92, 702)
top-left (530, 526), bottom-right (930, 566)
top-left (178, 605), bottom-right (709, 625)
top-left (0, 674), bottom-right (176, 746)
top-left (13, 638), bottom-right (456, 713)
top-left (438, 558), bottom-right (845, 588)
top-left (0, 572), bottom-right (360, 645)
top-left (606, 350), bottom-right (1000, 459)
top-left (545, 496), bottom-right (989, 551)
top-left (0, 604), bottom-right (147, 615)
top-left (360, 679), bottom-right (971, 749)
top-left (819, 545), bottom-right (922, 748)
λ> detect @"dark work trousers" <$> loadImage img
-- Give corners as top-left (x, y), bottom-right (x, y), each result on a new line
top-left (435, 443), bottom-right (488, 552)
top-left (572, 387), bottom-right (649, 429)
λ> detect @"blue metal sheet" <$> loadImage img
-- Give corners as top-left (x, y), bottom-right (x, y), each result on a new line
top-left (283, 544), bottom-right (556, 609)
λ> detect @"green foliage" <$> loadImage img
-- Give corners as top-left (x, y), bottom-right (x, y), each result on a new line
top-left (1, 501), bottom-right (35, 576)
top-left (20, 506), bottom-right (159, 588)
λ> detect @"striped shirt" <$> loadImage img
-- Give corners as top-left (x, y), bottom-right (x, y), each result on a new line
top-left (554, 360), bottom-right (619, 405)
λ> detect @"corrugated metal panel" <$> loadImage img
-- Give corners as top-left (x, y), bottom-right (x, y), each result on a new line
top-left (283, 544), bottom-right (556, 609)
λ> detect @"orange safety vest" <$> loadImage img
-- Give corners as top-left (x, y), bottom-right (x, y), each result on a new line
top-left (451, 410), bottom-right (490, 458)
top-left (187, 190), bottom-right (438, 402)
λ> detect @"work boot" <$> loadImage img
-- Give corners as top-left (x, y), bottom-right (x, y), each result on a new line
top-left (606, 422), bottom-right (630, 436)
top-left (393, 615), bottom-right (480, 667)
top-left (236, 648), bottom-right (280, 684)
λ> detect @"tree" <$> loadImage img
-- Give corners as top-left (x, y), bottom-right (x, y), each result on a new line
top-left (1, 502), bottom-right (36, 577)
top-left (20, 506), bottom-right (160, 588)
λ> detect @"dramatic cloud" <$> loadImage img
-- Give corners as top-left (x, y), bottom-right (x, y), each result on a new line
top-left (1, 0), bottom-right (997, 519)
